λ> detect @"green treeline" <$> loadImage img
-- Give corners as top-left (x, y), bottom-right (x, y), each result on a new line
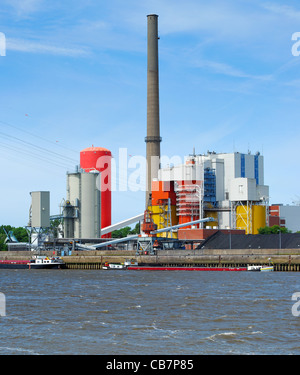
top-left (111, 223), bottom-right (140, 238)
top-left (257, 225), bottom-right (291, 234)
top-left (0, 225), bottom-right (28, 251)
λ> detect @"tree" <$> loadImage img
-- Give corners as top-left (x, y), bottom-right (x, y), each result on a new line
top-left (0, 226), bottom-right (29, 251)
top-left (258, 225), bottom-right (291, 234)
top-left (50, 219), bottom-right (62, 237)
top-left (0, 232), bottom-right (7, 251)
top-left (111, 223), bottom-right (140, 238)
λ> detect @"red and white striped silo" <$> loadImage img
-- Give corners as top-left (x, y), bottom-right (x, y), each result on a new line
top-left (80, 146), bottom-right (112, 238)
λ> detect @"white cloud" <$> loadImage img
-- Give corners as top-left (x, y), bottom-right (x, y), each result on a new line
top-left (261, 3), bottom-right (300, 20)
top-left (7, 37), bottom-right (90, 57)
top-left (193, 59), bottom-right (272, 80)
top-left (4, 0), bottom-right (44, 17)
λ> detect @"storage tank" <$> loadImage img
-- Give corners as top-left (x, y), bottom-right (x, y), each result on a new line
top-left (252, 205), bottom-right (266, 234)
top-left (80, 146), bottom-right (112, 238)
top-left (236, 204), bottom-right (266, 234)
top-left (236, 204), bottom-right (250, 234)
top-left (64, 171), bottom-right (101, 239)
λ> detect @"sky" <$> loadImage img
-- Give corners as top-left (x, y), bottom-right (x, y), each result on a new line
top-left (0, 0), bottom-right (300, 227)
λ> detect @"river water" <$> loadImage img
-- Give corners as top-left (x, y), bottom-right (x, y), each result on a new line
top-left (0, 269), bottom-right (299, 355)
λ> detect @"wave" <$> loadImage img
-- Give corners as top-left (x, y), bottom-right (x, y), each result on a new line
top-left (207, 332), bottom-right (237, 341)
top-left (0, 346), bottom-right (41, 355)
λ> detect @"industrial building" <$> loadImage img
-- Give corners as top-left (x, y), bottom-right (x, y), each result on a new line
top-left (58, 14), bottom-right (293, 250)
top-left (62, 146), bottom-right (112, 240)
top-left (150, 150), bottom-right (269, 240)
top-left (269, 204), bottom-right (300, 232)
top-left (19, 14), bottom-right (298, 253)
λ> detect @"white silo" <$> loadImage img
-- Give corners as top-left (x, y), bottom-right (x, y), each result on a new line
top-left (63, 171), bottom-right (101, 239)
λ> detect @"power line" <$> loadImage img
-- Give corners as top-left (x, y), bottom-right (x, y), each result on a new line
top-left (0, 119), bottom-right (79, 155)
top-left (0, 130), bottom-right (78, 164)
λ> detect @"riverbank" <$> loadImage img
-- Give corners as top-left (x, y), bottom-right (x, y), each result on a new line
top-left (1, 248), bottom-right (300, 271)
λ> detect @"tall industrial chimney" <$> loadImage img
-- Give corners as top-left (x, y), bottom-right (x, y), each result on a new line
top-left (145, 14), bottom-right (161, 206)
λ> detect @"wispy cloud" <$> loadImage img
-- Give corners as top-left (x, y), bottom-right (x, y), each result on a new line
top-left (193, 59), bottom-right (272, 81)
top-left (7, 37), bottom-right (90, 57)
top-left (4, 0), bottom-right (44, 17)
top-left (261, 3), bottom-right (300, 20)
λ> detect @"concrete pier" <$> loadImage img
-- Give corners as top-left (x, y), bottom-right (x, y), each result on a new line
top-left (2, 249), bottom-right (300, 271)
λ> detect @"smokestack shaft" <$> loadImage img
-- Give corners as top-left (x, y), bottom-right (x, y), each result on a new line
top-left (146, 14), bottom-right (161, 205)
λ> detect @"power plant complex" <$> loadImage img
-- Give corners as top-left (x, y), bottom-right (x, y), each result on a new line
top-left (19, 14), bottom-right (299, 254)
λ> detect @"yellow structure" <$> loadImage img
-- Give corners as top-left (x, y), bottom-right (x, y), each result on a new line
top-left (203, 210), bottom-right (218, 228)
top-left (148, 204), bottom-right (178, 238)
top-left (236, 203), bottom-right (266, 234)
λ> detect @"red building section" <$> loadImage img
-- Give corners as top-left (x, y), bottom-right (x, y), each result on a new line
top-left (269, 204), bottom-right (286, 227)
top-left (80, 146), bottom-right (112, 238)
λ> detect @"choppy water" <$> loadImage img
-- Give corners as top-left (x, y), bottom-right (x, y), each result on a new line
top-left (0, 269), bottom-right (300, 355)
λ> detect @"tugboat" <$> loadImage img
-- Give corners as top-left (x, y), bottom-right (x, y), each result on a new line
top-left (102, 259), bottom-right (138, 270)
top-left (28, 256), bottom-right (65, 269)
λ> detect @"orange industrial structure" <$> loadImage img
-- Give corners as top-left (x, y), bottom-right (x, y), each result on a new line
top-left (148, 180), bottom-right (178, 238)
top-left (80, 146), bottom-right (112, 238)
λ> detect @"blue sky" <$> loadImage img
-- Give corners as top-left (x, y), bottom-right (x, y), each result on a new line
top-left (0, 0), bottom-right (300, 227)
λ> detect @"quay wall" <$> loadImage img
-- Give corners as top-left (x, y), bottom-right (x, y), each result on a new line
top-left (1, 249), bottom-right (300, 271)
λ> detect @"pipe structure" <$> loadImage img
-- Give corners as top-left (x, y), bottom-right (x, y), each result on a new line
top-left (91, 235), bottom-right (140, 249)
top-left (145, 14), bottom-right (161, 206)
top-left (150, 217), bottom-right (216, 234)
top-left (100, 213), bottom-right (144, 235)
top-left (82, 217), bottom-right (216, 250)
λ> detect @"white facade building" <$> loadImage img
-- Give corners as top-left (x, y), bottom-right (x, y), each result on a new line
top-left (157, 151), bottom-right (269, 232)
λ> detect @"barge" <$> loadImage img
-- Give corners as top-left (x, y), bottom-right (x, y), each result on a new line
top-left (0, 260), bottom-right (29, 269)
top-left (0, 256), bottom-right (65, 270)
top-left (127, 265), bottom-right (248, 271)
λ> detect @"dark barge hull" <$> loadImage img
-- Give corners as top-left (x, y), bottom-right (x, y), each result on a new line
top-left (0, 260), bottom-right (29, 269)
top-left (29, 264), bottom-right (64, 269)
top-left (0, 260), bottom-right (64, 269)
top-left (127, 266), bottom-right (248, 271)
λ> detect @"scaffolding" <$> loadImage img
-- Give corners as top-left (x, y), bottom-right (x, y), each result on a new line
top-left (176, 183), bottom-right (203, 228)
top-left (157, 198), bottom-right (173, 238)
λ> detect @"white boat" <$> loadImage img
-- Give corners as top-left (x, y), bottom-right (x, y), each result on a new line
top-left (124, 259), bottom-right (138, 267)
top-left (28, 256), bottom-right (65, 269)
top-left (260, 265), bottom-right (274, 272)
top-left (102, 262), bottom-right (126, 270)
top-left (247, 264), bottom-right (274, 272)
top-left (102, 259), bottom-right (138, 270)
top-left (247, 265), bottom-right (263, 271)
